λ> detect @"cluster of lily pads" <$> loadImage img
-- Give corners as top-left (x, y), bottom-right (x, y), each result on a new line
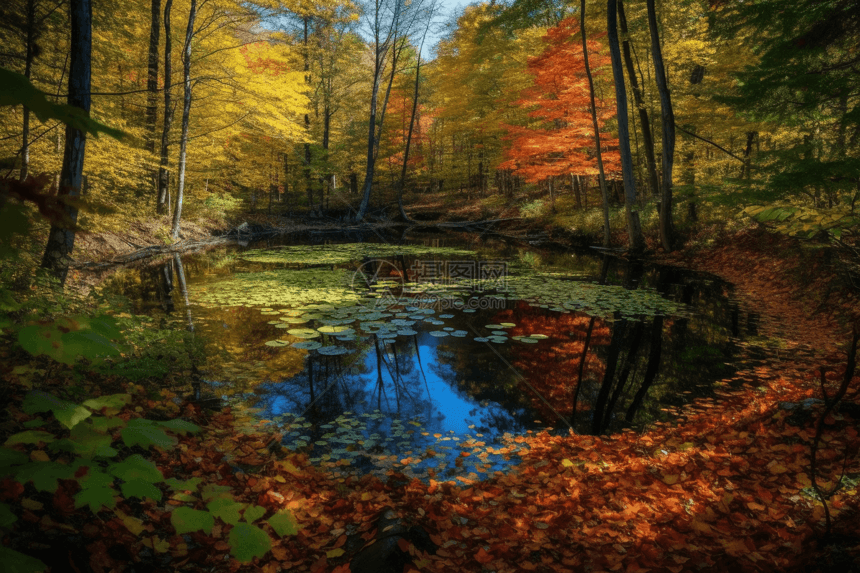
top-left (191, 244), bottom-right (689, 358)
top-left (274, 411), bottom-right (531, 482)
top-left (240, 243), bottom-right (478, 266)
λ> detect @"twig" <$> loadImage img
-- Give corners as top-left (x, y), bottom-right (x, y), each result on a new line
top-left (809, 323), bottom-right (859, 539)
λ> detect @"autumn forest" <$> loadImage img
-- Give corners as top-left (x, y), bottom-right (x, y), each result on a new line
top-left (1, 0), bottom-right (859, 572)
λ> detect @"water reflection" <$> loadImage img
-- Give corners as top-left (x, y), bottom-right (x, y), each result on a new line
top-left (98, 236), bottom-right (763, 479)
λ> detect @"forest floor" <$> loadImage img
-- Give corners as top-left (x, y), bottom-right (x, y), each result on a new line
top-left (3, 212), bottom-right (860, 572)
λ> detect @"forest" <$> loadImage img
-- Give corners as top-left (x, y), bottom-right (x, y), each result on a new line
top-left (0, 0), bottom-right (859, 571)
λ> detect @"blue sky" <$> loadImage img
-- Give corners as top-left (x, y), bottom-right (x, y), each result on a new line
top-left (422, 0), bottom-right (469, 59)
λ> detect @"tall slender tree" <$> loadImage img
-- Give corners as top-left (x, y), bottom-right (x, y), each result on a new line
top-left (156, 0), bottom-right (173, 214)
top-left (145, 0), bottom-right (161, 193)
top-left (646, 0), bottom-right (676, 252)
top-left (40, 0), bottom-right (91, 286)
top-left (579, 0), bottom-right (611, 247)
top-left (170, 0), bottom-right (196, 239)
top-left (607, 0), bottom-right (644, 252)
top-left (617, 0), bottom-right (659, 199)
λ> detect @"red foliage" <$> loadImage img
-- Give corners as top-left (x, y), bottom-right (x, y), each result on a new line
top-left (500, 18), bottom-right (620, 182)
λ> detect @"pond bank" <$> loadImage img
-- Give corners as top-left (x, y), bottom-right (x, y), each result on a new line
top-left (4, 219), bottom-right (859, 572)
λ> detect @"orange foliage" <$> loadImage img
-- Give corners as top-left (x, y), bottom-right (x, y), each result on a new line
top-left (494, 303), bottom-right (610, 420)
top-left (500, 18), bottom-right (621, 183)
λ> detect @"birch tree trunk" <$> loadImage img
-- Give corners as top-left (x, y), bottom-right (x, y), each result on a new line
top-left (40, 0), bottom-right (91, 286)
top-left (170, 0), bottom-right (196, 240)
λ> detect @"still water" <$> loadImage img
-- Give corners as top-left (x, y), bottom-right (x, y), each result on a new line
top-left (99, 232), bottom-right (764, 482)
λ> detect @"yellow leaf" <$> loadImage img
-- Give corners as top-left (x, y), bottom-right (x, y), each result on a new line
top-left (326, 548), bottom-right (345, 558)
top-left (561, 459), bottom-right (574, 468)
top-left (115, 509), bottom-right (146, 536)
top-left (145, 536), bottom-right (170, 553)
top-left (663, 474), bottom-right (679, 485)
top-left (21, 498), bottom-right (43, 511)
top-left (30, 450), bottom-right (50, 462)
top-left (360, 492), bottom-right (373, 501)
top-left (768, 462), bottom-right (788, 474)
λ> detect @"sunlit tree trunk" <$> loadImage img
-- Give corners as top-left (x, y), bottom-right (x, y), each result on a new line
top-left (397, 33), bottom-right (427, 223)
top-left (170, 0), bottom-right (196, 239)
top-left (607, 0), bottom-right (645, 252)
top-left (40, 0), bottom-right (91, 287)
top-left (579, 0), bottom-right (611, 247)
top-left (646, 0), bottom-right (676, 252)
top-left (19, 0), bottom-right (36, 182)
top-left (303, 16), bottom-right (314, 214)
top-left (356, 0), bottom-right (404, 221)
top-left (173, 254), bottom-right (194, 332)
top-left (145, 0), bottom-right (161, 193)
top-left (156, 0), bottom-right (173, 214)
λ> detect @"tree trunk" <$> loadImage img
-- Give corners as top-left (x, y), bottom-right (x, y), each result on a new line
top-left (19, 0), bottom-right (36, 182)
top-left (397, 48), bottom-right (424, 222)
top-left (170, 0), bottom-right (196, 240)
top-left (40, 0), bottom-right (91, 287)
top-left (646, 0), bottom-right (675, 252)
top-left (591, 317), bottom-right (625, 434)
top-left (580, 0), bottom-right (612, 247)
top-left (571, 174), bottom-right (582, 209)
top-left (618, 0), bottom-right (659, 198)
top-left (145, 0), bottom-right (161, 193)
top-left (607, 0), bottom-right (645, 252)
top-left (156, 0), bottom-right (173, 214)
top-left (303, 17), bottom-right (314, 214)
top-left (625, 314), bottom-right (663, 422)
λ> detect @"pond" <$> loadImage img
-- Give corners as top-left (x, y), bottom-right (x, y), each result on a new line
top-left (98, 231), bottom-right (766, 483)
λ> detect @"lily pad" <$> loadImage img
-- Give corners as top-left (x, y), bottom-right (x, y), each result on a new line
top-left (287, 329), bottom-right (320, 339)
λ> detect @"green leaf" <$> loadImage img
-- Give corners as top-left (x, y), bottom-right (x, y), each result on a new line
top-left (243, 504), bottom-right (266, 523)
top-left (22, 391), bottom-right (91, 429)
top-left (108, 454), bottom-right (163, 483)
top-left (121, 479), bottom-right (162, 502)
top-left (82, 394), bottom-right (131, 414)
top-left (90, 416), bottom-right (126, 432)
top-left (0, 502), bottom-right (17, 527)
top-left (85, 315), bottom-right (123, 340)
top-left (17, 325), bottom-right (63, 362)
top-left (4, 431), bottom-right (55, 446)
top-left (0, 67), bottom-right (124, 140)
top-left (267, 509), bottom-right (300, 537)
top-left (0, 546), bottom-right (48, 573)
top-left (73, 466), bottom-right (114, 489)
top-left (14, 462), bottom-right (73, 493)
top-left (0, 447), bottom-right (30, 469)
top-left (74, 485), bottom-right (117, 513)
top-left (201, 483), bottom-right (232, 501)
top-left (228, 522), bottom-right (271, 563)
top-left (121, 419), bottom-right (177, 449)
top-left (166, 477), bottom-right (203, 491)
top-left (170, 506), bottom-right (214, 535)
top-left (61, 330), bottom-right (121, 363)
top-left (207, 497), bottom-right (245, 526)
top-left (159, 419), bottom-right (201, 434)
top-left (52, 423), bottom-right (117, 458)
